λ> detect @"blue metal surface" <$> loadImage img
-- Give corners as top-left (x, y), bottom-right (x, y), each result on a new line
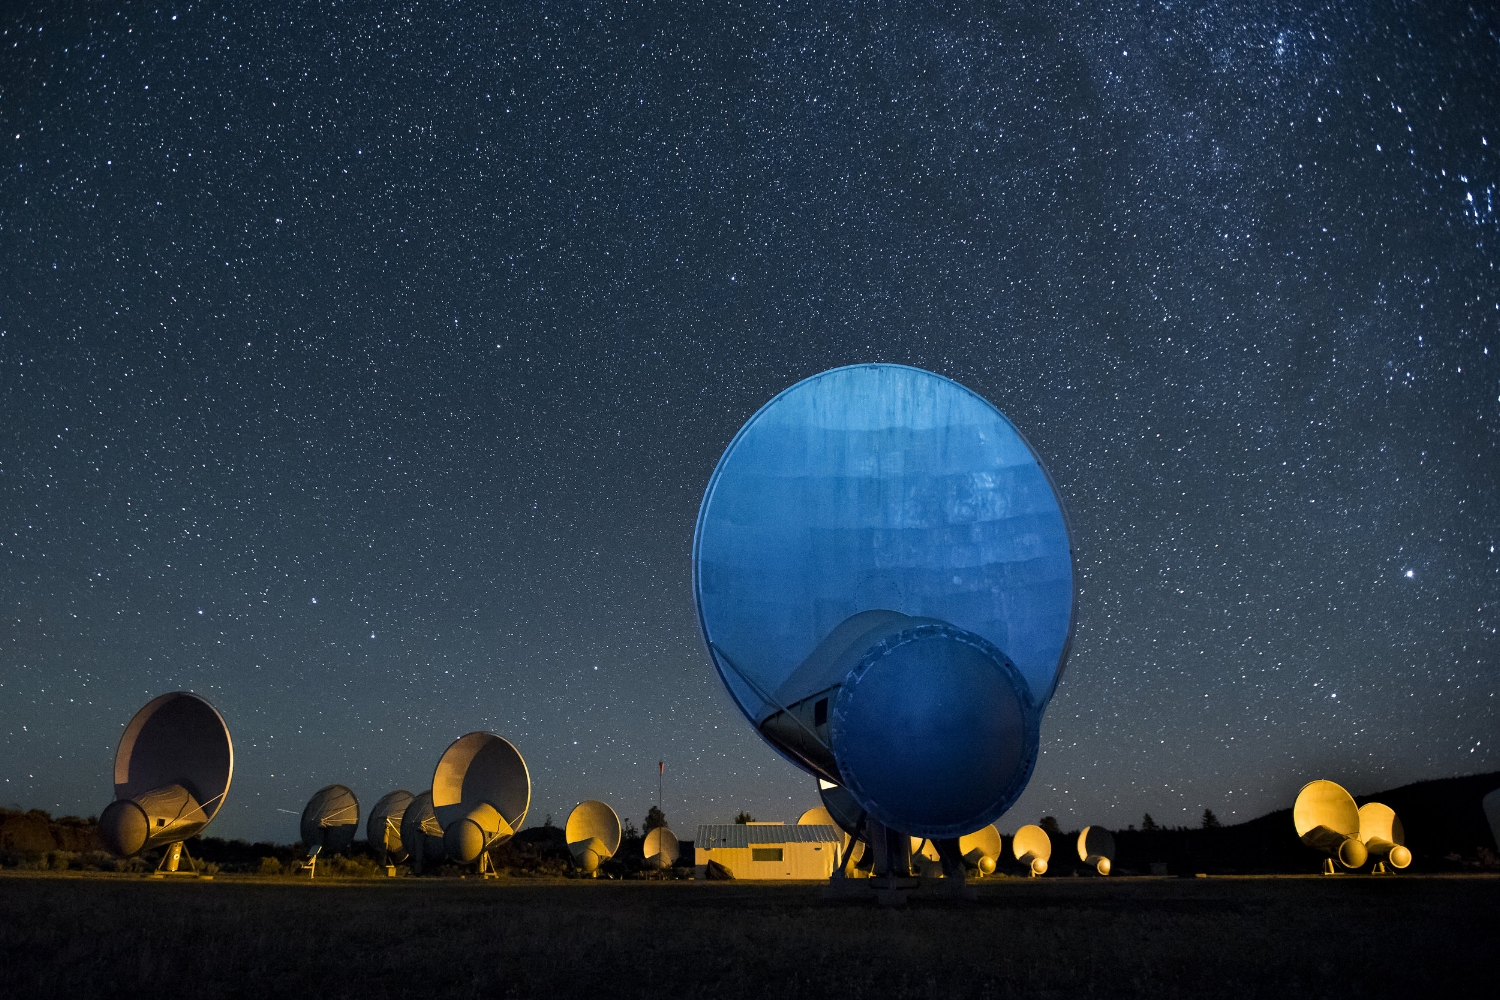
top-left (693, 364), bottom-right (1074, 722)
top-left (829, 621), bottom-right (1038, 837)
top-left (692, 364), bottom-right (1073, 837)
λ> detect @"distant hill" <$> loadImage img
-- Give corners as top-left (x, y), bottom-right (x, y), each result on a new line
top-left (1349, 771), bottom-right (1500, 858)
top-left (1075, 770), bottom-right (1500, 875)
top-left (0, 808), bottom-right (101, 865)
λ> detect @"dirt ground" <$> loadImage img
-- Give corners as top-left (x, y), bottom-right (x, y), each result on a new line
top-left (0, 871), bottom-right (1493, 998)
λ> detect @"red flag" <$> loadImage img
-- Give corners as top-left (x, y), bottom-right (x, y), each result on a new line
top-left (659, 761), bottom-right (664, 774)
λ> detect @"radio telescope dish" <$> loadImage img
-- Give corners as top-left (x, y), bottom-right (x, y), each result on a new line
top-left (399, 790), bottom-right (445, 873)
top-left (98, 692), bottom-right (233, 873)
top-left (296, 784), bottom-right (359, 877)
top-left (432, 732), bottom-right (530, 872)
top-left (804, 792), bottom-right (866, 871)
top-left (1293, 779), bottom-right (1368, 872)
top-left (1076, 826), bottom-right (1116, 875)
top-left (817, 780), bottom-right (866, 838)
top-left (798, 806), bottom-right (836, 827)
top-left (694, 364), bottom-right (1072, 852)
top-left (1357, 802), bottom-right (1411, 871)
top-left (644, 826), bottom-right (680, 870)
top-left (903, 835), bottom-right (949, 878)
top-left (958, 825), bottom-right (1003, 876)
top-left (301, 785), bottom-right (360, 855)
top-left (565, 800), bottom-right (622, 874)
top-left (367, 790), bottom-right (415, 865)
top-left (1012, 824), bottom-right (1051, 876)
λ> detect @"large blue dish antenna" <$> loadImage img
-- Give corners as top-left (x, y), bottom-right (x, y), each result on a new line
top-left (693, 364), bottom-right (1075, 838)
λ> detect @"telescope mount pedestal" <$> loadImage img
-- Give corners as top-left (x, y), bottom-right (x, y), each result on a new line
top-left (150, 841), bottom-right (209, 879)
top-left (295, 845), bottom-right (323, 878)
top-left (916, 837), bottom-right (977, 900)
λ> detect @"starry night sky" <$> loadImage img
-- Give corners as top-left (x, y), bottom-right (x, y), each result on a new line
top-left (2, 2), bottom-right (1496, 844)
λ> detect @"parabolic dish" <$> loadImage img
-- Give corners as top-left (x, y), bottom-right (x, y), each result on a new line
top-left (300, 784), bottom-right (360, 854)
top-left (1077, 825), bottom-right (1116, 874)
top-left (804, 791), bottom-right (865, 865)
top-left (432, 732), bottom-right (531, 831)
top-left (907, 836), bottom-right (942, 862)
top-left (644, 826), bottom-right (680, 869)
top-left (432, 732), bottom-right (530, 862)
top-left (959, 824), bottom-right (1003, 872)
top-left (399, 790), bottom-right (445, 867)
top-left (1357, 802), bottom-right (1411, 869)
top-left (798, 806), bottom-right (836, 828)
top-left (693, 363), bottom-right (1075, 726)
top-left (367, 789), bottom-right (415, 860)
top-left (99, 691), bottom-right (234, 856)
top-left (565, 800), bottom-right (622, 862)
top-left (1012, 824), bottom-right (1052, 874)
top-left (816, 780), bottom-right (866, 838)
top-left (1293, 779), bottom-right (1361, 844)
top-left (1293, 779), bottom-right (1366, 868)
top-left (112, 691), bottom-right (234, 825)
top-left (1356, 802), bottom-right (1403, 846)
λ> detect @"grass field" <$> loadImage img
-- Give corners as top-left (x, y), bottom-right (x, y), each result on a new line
top-left (0, 871), bottom-right (1493, 999)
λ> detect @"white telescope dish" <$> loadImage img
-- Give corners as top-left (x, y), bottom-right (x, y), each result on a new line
top-left (399, 790), bottom-right (445, 873)
top-left (432, 732), bottom-right (530, 872)
top-left (907, 835), bottom-right (943, 876)
top-left (98, 692), bottom-right (233, 874)
top-left (367, 790), bottom-right (415, 864)
top-left (564, 800), bottom-right (622, 874)
top-left (1012, 824), bottom-right (1051, 876)
top-left (959, 825), bottom-right (1003, 876)
top-left (644, 826), bottom-right (680, 870)
top-left (1357, 802), bottom-right (1411, 871)
top-left (802, 800), bottom-right (865, 871)
top-left (301, 784), bottom-right (360, 855)
top-left (1076, 826), bottom-right (1116, 875)
top-left (1293, 779), bottom-right (1368, 872)
top-left (798, 806), bottom-right (836, 827)
top-left (816, 779), bottom-right (866, 838)
top-left (1485, 788), bottom-right (1500, 857)
top-left (297, 784), bottom-right (359, 877)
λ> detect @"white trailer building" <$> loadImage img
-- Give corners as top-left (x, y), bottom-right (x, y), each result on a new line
top-left (694, 822), bottom-right (843, 880)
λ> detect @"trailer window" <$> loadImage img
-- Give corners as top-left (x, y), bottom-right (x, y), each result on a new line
top-left (752, 848), bottom-right (784, 862)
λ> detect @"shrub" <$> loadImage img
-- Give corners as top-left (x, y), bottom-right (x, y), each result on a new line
top-left (258, 857), bottom-right (283, 876)
top-left (322, 854), bottom-right (382, 878)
